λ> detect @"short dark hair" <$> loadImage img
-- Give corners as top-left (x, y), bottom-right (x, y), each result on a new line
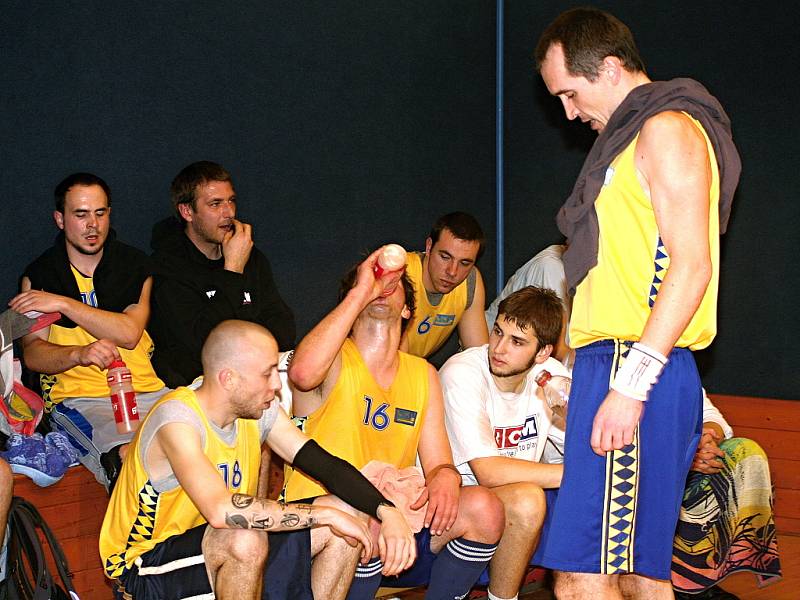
top-left (170, 161), bottom-right (233, 218)
top-left (54, 173), bottom-right (111, 213)
top-left (339, 263), bottom-right (416, 334)
top-left (496, 286), bottom-right (562, 350)
top-left (428, 212), bottom-right (485, 260)
top-left (535, 7), bottom-right (646, 81)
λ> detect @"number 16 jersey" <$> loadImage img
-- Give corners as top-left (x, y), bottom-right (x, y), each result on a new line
top-left (284, 338), bottom-right (429, 502)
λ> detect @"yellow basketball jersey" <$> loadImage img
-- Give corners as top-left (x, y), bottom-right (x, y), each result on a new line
top-left (405, 251), bottom-right (469, 357)
top-left (283, 338), bottom-right (429, 502)
top-left (41, 266), bottom-right (164, 410)
top-left (100, 387), bottom-right (261, 578)
top-left (570, 114), bottom-right (720, 350)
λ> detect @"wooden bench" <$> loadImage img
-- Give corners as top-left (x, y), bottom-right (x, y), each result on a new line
top-left (710, 394), bottom-right (800, 535)
top-left (12, 467), bottom-right (114, 600)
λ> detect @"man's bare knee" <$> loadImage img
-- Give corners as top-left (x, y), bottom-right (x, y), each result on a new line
top-left (205, 527), bottom-right (269, 565)
top-left (554, 571), bottom-right (621, 600)
top-left (459, 486), bottom-right (505, 542)
top-left (499, 482), bottom-right (546, 529)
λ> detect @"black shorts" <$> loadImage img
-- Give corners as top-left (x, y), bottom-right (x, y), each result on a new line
top-left (119, 525), bottom-right (313, 600)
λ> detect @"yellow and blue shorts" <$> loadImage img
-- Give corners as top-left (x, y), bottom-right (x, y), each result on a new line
top-left (540, 340), bottom-right (702, 580)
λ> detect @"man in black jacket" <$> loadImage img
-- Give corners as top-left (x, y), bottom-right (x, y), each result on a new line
top-left (149, 161), bottom-right (295, 389)
top-left (10, 173), bottom-right (169, 490)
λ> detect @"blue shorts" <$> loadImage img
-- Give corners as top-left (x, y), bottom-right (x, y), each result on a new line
top-left (540, 340), bottom-right (702, 580)
top-left (119, 524), bottom-right (312, 600)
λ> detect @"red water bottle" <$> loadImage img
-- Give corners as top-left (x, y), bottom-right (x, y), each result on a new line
top-left (535, 370), bottom-right (571, 431)
top-left (107, 359), bottom-right (140, 434)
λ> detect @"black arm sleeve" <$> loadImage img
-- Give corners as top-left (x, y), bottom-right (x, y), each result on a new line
top-left (292, 440), bottom-right (390, 519)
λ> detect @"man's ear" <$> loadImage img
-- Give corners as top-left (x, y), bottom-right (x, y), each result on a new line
top-left (535, 343), bottom-right (554, 364)
top-left (401, 305), bottom-right (411, 320)
top-left (601, 55), bottom-right (623, 85)
top-left (177, 203), bottom-right (194, 223)
top-left (53, 211), bottom-right (64, 230)
top-left (424, 237), bottom-right (432, 255)
top-left (218, 367), bottom-right (235, 390)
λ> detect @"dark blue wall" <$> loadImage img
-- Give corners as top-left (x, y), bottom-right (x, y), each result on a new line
top-left (2, 2), bottom-right (797, 398)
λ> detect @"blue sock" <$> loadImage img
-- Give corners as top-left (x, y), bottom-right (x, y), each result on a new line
top-left (426, 537), bottom-right (498, 600)
top-left (345, 557), bottom-right (383, 600)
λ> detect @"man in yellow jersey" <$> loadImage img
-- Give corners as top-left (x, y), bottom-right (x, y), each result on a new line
top-left (9, 173), bottom-right (171, 490)
top-left (533, 7), bottom-right (740, 600)
top-left (402, 212), bottom-right (489, 359)
top-left (101, 320), bottom-right (415, 600)
top-left (286, 247), bottom-right (504, 600)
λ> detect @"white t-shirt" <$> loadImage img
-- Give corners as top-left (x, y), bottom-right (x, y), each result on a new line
top-left (485, 245), bottom-right (568, 329)
top-left (440, 344), bottom-right (570, 486)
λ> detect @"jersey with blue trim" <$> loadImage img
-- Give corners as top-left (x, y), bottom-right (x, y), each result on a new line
top-left (405, 251), bottom-right (469, 357)
top-left (41, 265), bottom-right (164, 410)
top-left (283, 338), bottom-right (429, 502)
top-left (569, 113), bottom-right (720, 350)
top-left (99, 387), bottom-right (261, 579)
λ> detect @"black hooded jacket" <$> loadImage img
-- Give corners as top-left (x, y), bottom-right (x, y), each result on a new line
top-left (149, 217), bottom-right (295, 388)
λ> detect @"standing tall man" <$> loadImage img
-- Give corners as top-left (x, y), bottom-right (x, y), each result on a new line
top-left (10, 173), bottom-right (169, 488)
top-left (402, 212), bottom-right (489, 359)
top-left (534, 7), bottom-right (740, 600)
top-left (149, 161), bottom-right (295, 388)
top-left (285, 248), bottom-right (504, 600)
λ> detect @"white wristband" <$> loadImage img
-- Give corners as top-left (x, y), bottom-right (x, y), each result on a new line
top-left (610, 342), bottom-right (669, 402)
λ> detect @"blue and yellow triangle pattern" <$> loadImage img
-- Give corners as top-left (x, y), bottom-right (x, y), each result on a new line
top-left (104, 481), bottom-right (160, 578)
top-left (648, 237), bottom-right (669, 308)
top-left (601, 433), bottom-right (639, 574)
top-left (40, 373), bottom-right (57, 412)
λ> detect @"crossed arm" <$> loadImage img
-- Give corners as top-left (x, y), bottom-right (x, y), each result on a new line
top-left (12, 276), bottom-right (152, 373)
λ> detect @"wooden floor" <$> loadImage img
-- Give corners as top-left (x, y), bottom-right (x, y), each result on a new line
top-left (382, 533), bottom-right (799, 600)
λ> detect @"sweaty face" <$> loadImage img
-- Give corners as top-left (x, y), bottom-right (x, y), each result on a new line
top-left (424, 229), bottom-right (480, 294)
top-left (55, 184), bottom-right (110, 256)
top-left (182, 180), bottom-right (237, 248)
top-left (230, 336), bottom-right (281, 420)
top-left (540, 43), bottom-right (614, 133)
top-left (366, 275), bottom-right (411, 322)
top-left (488, 315), bottom-right (541, 379)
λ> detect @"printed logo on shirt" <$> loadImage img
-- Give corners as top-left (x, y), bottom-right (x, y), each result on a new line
top-left (206, 289), bottom-right (217, 299)
top-left (494, 415), bottom-right (539, 450)
top-left (433, 314), bottom-right (455, 327)
top-left (603, 166), bottom-right (615, 187)
top-left (80, 289), bottom-right (98, 307)
top-left (394, 408), bottom-right (418, 427)
top-left (243, 291), bottom-right (252, 305)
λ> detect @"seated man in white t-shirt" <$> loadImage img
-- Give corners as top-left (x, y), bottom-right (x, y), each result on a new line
top-left (441, 286), bottom-right (570, 600)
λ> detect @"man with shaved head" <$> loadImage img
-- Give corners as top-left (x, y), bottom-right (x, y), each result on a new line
top-left (101, 320), bottom-right (414, 600)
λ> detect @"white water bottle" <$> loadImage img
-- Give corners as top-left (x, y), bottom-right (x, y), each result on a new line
top-left (373, 244), bottom-right (407, 278)
top-left (535, 370), bottom-right (570, 430)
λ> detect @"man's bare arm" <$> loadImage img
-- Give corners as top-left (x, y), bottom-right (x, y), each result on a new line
top-left (10, 276), bottom-right (152, 349)
top-left (156, 420), bottom-right (371, 552)
top-left (289, 247), bottom-right (389, 415)
top-left (20, 327), bottom-right (120, 374)
top-left (456, 269), bottom-right (489, 349)
top-left (591, 111), bottom-right (713, 454)
top-left (469, 455), bottom-right (562, 489)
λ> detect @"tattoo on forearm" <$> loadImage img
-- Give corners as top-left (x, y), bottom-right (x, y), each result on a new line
top-left (223, 501), bottom-right (316, 531)
top-left (225, 513), bottom-right (250, 529)
top-left (251, 515), bottom-right (275, 530)
top-left (231, 493), bottom-right (254, 508)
